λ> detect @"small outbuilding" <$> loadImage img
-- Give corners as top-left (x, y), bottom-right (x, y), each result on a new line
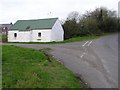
top-left (0, 23), bottom-right (13, 35)
top-left (8, 18), bottom-right (64, 42)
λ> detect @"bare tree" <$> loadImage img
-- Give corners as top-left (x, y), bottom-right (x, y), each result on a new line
top-left (67, 11), bottom-right (81, 22)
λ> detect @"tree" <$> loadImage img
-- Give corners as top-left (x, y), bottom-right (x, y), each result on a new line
top-left (63, 7), bottom-right (118, 39)
top-left (63, 19), bottom-right (79, 39)
top-left (67, 11), bottom-right (80, 22)
top-left (63, 11), bottom-right (81, 39)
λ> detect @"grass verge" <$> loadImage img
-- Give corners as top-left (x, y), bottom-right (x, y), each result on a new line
top-left (2, 45), bottom-right (83, 88)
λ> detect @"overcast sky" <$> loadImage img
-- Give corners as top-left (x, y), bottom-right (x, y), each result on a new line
top-left (0, 0), bottom-right (119, 24)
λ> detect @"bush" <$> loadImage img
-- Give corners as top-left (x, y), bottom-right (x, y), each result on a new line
top-left (2, 35), bottom-right (7, 42)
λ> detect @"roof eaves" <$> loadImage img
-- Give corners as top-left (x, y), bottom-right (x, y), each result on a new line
top-left (32, 28), bottom-right (52, 30)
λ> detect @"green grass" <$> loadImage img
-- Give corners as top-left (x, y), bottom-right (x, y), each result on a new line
top-left (63, 35), bottom-right (100, 43)
top-left (2, 45), bottom-right (83, 88)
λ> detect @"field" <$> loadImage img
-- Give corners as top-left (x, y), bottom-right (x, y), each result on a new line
top-left (2, 45), bottom-right (83, 88)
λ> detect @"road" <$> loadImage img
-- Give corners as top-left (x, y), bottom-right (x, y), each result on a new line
top-left (4, 34), bottom-right (118, 88)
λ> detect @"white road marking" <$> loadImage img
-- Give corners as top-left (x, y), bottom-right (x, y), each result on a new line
top-left (82, 41), bottom-right (89, 47)
top-left (83, 52), bottom-right (85, 55)
top-left (80, 55), bottom-right (84, 58)
top-left (81, 41), bottom-right (92, 58)
top-left (80, 52), bottom-right (86, 58)
top-left (87, 41), bottom-right (93, 46)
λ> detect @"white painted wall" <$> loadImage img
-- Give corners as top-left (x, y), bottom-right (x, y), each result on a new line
top-left (8, 29), bottom-right (52, 42)
top-left (31, 29), bottom-right (52, 42)
top-left (8, 30), bottom-right (19, 42)
top-left (18, 31), bottom-right (31, 42)
top-left (8, 30), bottom-right (31, 42)
top-left (51, 19), bottom-right (64, 41)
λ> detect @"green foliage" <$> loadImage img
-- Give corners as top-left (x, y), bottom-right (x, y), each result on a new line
top-left (63, 19), bottom-right (79, 39)
top-left (2, 35), bottom-right (7, 42)
top-left (2, 46), bottom-right (83, 88)
top-left (80, 18), bottom-right (101, 36)
top-left (63, 7), bottom-right (118, 39)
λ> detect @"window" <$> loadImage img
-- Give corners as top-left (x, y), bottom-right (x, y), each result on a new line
top-left (38, 32), bottom-right (41, 37)
top-left (14, 33), bottom-right (17, 38)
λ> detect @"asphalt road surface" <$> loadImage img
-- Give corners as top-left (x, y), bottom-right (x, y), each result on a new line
top-left (4, 34), bottom-right (118, 88)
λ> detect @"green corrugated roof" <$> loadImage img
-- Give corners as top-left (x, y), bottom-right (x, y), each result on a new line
top-left (10, 18), bottom-right (58, 30)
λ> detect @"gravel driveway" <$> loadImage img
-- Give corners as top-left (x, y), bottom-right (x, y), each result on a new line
top-left (4, 34), bottom-right (118, 88)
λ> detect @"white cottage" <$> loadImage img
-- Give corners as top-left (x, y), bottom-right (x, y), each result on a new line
top-left (8, 18), bottom-right (64, 42)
